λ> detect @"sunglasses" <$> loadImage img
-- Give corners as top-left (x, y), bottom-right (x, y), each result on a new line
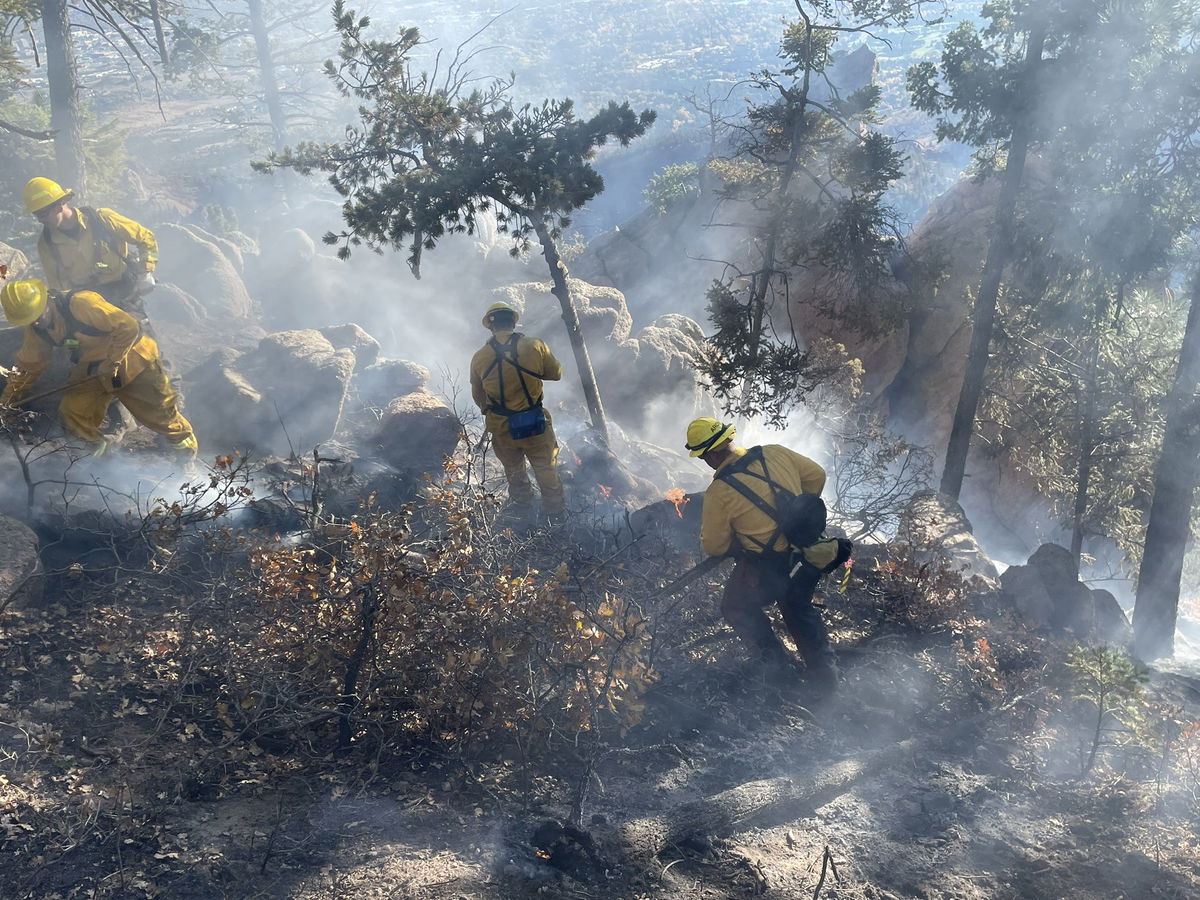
top-left (33, 203), bottom-right (64, 221)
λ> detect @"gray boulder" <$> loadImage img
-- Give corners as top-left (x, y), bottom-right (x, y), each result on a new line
top-left (0, 514), bottom-right (40, 612)
top-left (999, 543), bottom-right (1108, 640)
top-left (155, 223), bottom-right (256, 318)
top-left (1092, 588), bottom-right (1134, 646)
top-left (185, 330), bottom-right (356, 454)
top-left (371, 390), bottom-right (462, 475)
top-left (145, 282), bottom-right (206, 325)
top-left (320, 323), bottom-right (381, 368)
top-left (0, 241), bottom-right (31, 278)
top-left (895, 490), bottom-right (999, 582)
top-left (353, 359), bottom-right (431, 410)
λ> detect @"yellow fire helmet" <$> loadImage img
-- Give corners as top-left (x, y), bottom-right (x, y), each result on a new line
top-left (685, 417), bottom-right (735, 457)
top-left (0, 278), bottom-right (49, 327)
top-left (482, 301), bottom-right (518, 328)
top-left (23, 177), bottom-right (72, 215)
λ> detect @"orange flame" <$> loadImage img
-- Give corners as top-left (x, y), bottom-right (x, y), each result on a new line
top-left (536, 849), bottom-right (552, 860)
top-left (597, 484), bottom-right (612, 499)
top-left (666, 488), bottom-right (689, 518)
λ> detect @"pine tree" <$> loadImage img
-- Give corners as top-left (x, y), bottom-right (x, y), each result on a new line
top-left (696, 0), bottom-right (941, 426)
top-left (257, 2), bottom-right (655, 442)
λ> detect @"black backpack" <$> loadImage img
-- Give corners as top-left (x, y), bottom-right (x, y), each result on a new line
top-left (715, 446), bottom-right (829, 551)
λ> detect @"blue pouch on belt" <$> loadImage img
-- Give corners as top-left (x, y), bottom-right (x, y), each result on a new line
top-left (507, 406), bottom-right (547, 440)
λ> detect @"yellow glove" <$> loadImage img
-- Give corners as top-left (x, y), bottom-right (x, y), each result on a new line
top-left (801, 538), bottom-right (841, 571)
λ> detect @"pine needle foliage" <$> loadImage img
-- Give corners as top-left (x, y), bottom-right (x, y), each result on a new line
top-left (255, 1), bottom-right (655, 272)
top-left (696, 1), bottom-right (942, 424)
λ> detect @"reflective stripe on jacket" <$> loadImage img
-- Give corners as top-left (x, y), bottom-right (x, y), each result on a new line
top-left (469, 329), bottom-right (563, 434)
top-left (38, 207), bottom-right (158, 292)
top-left (700, 444), bottom-right (827, 557)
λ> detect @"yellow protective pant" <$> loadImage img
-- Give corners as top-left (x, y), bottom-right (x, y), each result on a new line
top-left (490, 414), bottom-right (564, 513)
top-left (59, 360), bottom-right (195, 447)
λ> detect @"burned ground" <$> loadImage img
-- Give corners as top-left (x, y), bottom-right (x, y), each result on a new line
top-left (1, 460), bottom-right (1199, 900)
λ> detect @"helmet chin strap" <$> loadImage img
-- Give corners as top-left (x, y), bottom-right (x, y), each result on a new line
top-left (687, 423), bottom-right (731, 455)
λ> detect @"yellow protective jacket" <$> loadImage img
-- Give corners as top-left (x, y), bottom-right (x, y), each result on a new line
top-left (470, 329), bottom-right (563, 434)
top-left (1, 290), bottom-right (158, 404)
top-left (37, 207), bottom-right (158, 293)
top-left (701, 444), bottom-right (830, 558)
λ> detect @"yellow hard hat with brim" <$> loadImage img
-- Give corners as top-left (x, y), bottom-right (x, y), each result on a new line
top-left (1, 278), bottom-right (49, 327)
top-left (685, 417), bottom-right (735, 457)
top-left (23, 177), bottom-right (73, 215)
top-left (482, 301), bottom-right (518, 328)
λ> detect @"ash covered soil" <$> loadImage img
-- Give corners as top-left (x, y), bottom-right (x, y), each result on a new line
top-left (2, 516), bottom-right (1199, 900)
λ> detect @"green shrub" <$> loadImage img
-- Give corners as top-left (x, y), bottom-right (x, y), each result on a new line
top-left (643, 162), bottom-right (700, 214)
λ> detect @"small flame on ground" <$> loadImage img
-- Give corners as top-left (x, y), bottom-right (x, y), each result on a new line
top-left (666, 488), bottom-right (689, 518)
top-left (597, 484), bottom-right (612, 499)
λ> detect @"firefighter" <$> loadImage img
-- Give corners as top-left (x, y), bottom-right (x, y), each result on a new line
top-left (688, 417), bottom-right (841, 691)
top-left (23, 177), bottom-right (159, 321)
top-left (0, 278), bottom-right (197, 458)
top-left (470, 301), bottom-right (565, 518)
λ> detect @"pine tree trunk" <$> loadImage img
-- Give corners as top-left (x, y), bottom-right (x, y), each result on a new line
top-left (1071, 321), bottom-right (1103, 569)
top-left (247, 0), bottom-right (293, 204)
top-left (1133, 288), bottom-right (1200, 660)
top-left (149, 0), bottom-right (169, 65)
top-left (534, 222), bottom-right (610, 444)
top-left (247, 0), bottom-right (287, 146)
top-left (41, 0), bottom-right (86, 196)
top-left (940, 24), bottom-right (1047, 499)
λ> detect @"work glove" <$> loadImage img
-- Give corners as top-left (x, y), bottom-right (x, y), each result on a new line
top-left (133, 272), bottom-right (156, 296)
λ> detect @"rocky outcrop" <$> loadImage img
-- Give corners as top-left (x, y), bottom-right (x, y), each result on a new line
top-left (0, 241), bottom-right (31, 278)
top-left (371, 390), bottom-right (461, 475)
top-left (184, 224), bottom-right (251, 274)
top-left (185, 330), bottom-right (356, 454)
top-left (155, 223), bottom-right (256, 318)
top-left (999, 543), bottom-right (1132, 644)
top-left (320, 324), bottom-right (380, 369)
top-left (352, 359), bottom-right (430, 410)
top-left (487, 280), bottom-right (707, 434)
top-left (244, 227), bottom-right (346, 331)
top-left (604, 314), bottom-right (707, 432)
top-left (895, 490), bottom-right (999, 582)
top-left (494, 278), bottom-right (634, 348)
top-left (0, 514), bottom-right (40, 612)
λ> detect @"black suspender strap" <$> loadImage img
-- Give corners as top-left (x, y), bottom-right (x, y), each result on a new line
top-left (482, 333), bottom-right (544, 416)
top-left (31, 292), bottom-right (118, 347)
top-left (714, 446), bottom-right (787, 553)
